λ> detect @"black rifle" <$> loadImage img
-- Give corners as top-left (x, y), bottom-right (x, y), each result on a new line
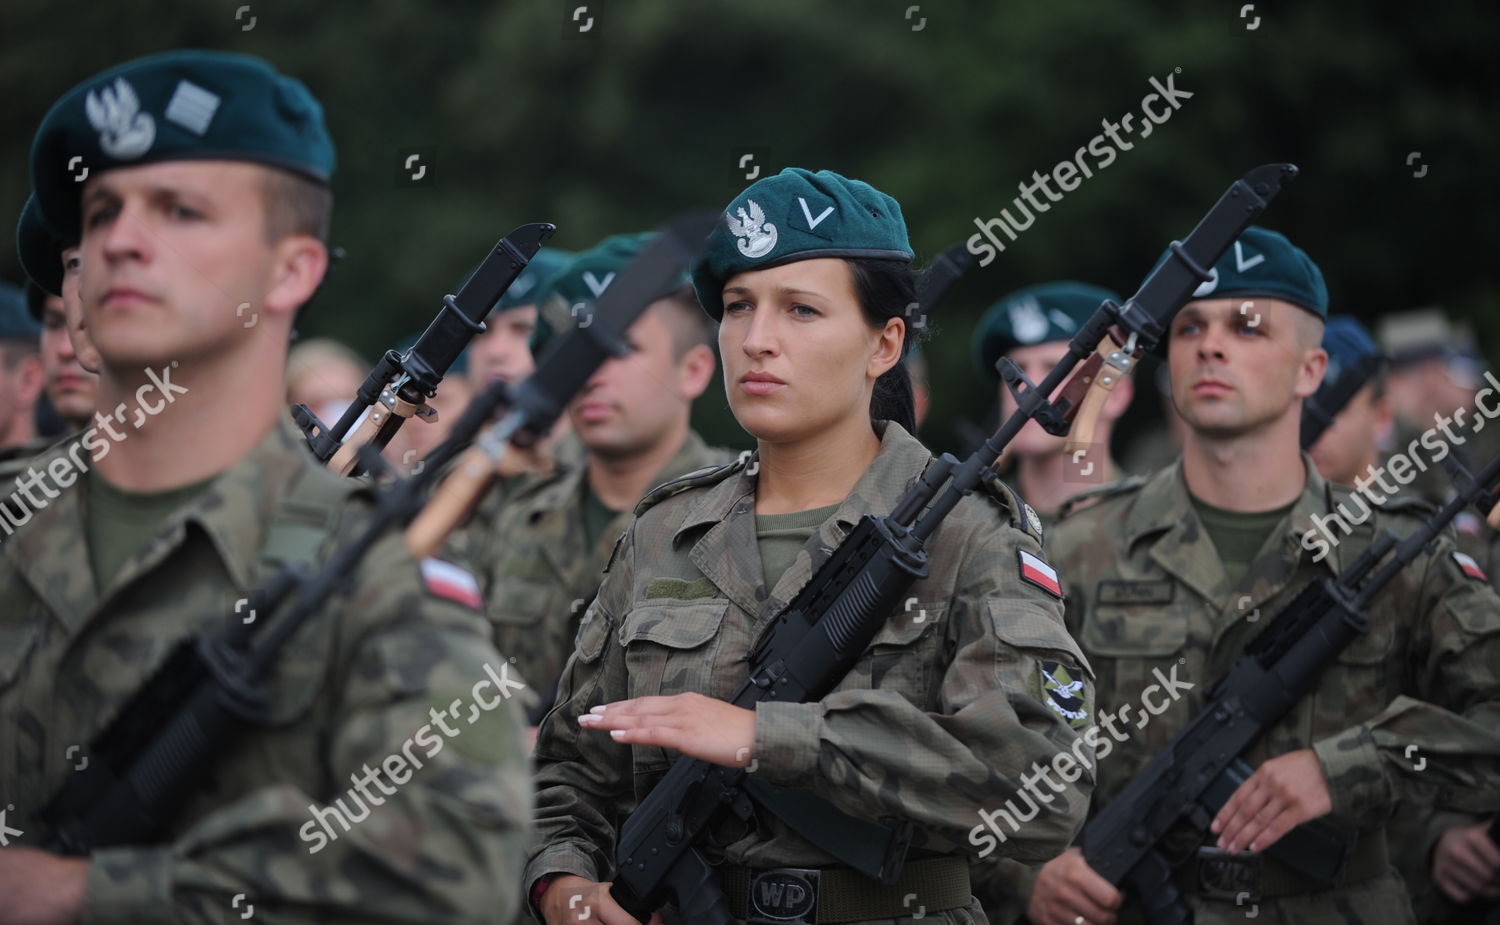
top-left (608, 164), bottom-right (1298, 925)
top-left (1300, 350), bottom-right (1384, 449)
top-left (291, 222), bottom-right (556, 476)
top-left (40, 213), bottom-right (716, 855)
top-left (1080, 441), bottom-right (1500, 924)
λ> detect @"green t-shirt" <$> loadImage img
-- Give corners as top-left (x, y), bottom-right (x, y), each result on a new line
top-left (1189, 493), bottom-right (1296, 589)
top-left (755, 503), bottom-right (840, 590)
top-left (580, 479), bottom-right (626, 550)
top-left (86, 470), bottom-right (215, 589)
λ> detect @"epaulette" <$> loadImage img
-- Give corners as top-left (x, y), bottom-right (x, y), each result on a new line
top-left (979, 472), bottom-right (1046, 546)
top-left (1056, 474), bottom-right (1149, 522)
top-left (632, 456), bottom-right (748, 517)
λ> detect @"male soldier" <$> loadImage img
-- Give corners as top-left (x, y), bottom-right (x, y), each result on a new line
top-left (16, 197), bottom-right (101, 439)
top-left (1025, 226), bottom-right (1500, 925)
top-left (972, 282), bottom-right (1135, 526)
top-left (0, 50), bottom-right (530, 922)
top-left (0, 282), bottom-right (47, 471)
top-left (474, 233), bottom-right (731, 736)
top-left (1306, 315), bottom-right (1391, 487)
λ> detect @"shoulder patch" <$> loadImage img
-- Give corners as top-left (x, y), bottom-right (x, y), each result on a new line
top-left (979, 472), bottom-right (1044, 545)
top-left (420, 558), bottom-right (483, 610)
top-left (633, 458), bottom-right (746, 517)
top-left (1453, 550), bottom-right (1488, 583)
top-left (1039, 660), bottom-right (1090, 729)
top-left (1057, 475), bottom-right (1148, 522)
top-left (1018, 548), bottom-right (1063, 598)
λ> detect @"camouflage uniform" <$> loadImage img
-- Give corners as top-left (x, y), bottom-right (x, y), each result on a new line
top-left (0, 418), bottom-right (532, 923)
top-left (525, 421), bottom-right (1094, 924)
top-left (1040, 457), bottom-right (1500, 925)
top-left (472, 430), bottom-right (730, 719)
top-left (0, 434), bottom-right (57, 483)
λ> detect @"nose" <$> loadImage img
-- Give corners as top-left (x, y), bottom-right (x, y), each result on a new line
top-left (95, 201), bottom-right (151, 267)
top-left (739, 305), bottom-right (778, 360)
top-left (1196, 321), bottom-right (1228, 362)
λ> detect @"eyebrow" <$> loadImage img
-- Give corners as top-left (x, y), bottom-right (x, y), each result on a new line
top-left (722, 284), bottom-right (829, 300)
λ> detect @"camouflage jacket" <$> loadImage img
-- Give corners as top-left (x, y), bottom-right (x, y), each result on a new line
top-left (0, 417), bottom-right (531, 924)
top-left (0, 433), bottom-right (58, 483)
top-left (525, 422), bottom-right (1094, 923)
top-left (474, 430), bottom-right (731, 719)
top-left (1043, 457), bottom-right (1500, 922)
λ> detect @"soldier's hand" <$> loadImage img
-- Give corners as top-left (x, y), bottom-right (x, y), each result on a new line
top-left (1212, 748), bottom-right (1332, 853)
top-left (577, 693), bottom-right (757, 767)
top-left (1433, 822), bottom-right (1500, 904)
top-left (0, 847), bottom-right (87, 925)
top-left (1027, 847), bottom-right (1120, 925)
top-left (541, 875), bottom-right (661, 925)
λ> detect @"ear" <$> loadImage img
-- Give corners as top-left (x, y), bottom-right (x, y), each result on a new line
top-left (261, 234), bottom-right (329, 321)
top-left (867, 317), bottom-right (904, 381)
top-left (1294, 346), bottom-right (1328, 399)
top-left (677, 343), bottom-right (716, 401)
top-left (18, 354), bottom-right (45, 405)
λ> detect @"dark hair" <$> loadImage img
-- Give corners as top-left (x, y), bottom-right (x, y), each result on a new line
top-left (658, 284), bottom-right (717, 360)
top-left (847, 258), bottom-right (919, 433)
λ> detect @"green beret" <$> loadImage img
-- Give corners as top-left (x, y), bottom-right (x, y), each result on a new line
top-left (973, 281), bottom-right (1118, 379)
top-left (1163, 225), bottom-right (1328, 319)
top-left (691, 168), bottom-right (912, 321)
top-left (30, 50), bottom-right (334, 238)
top-left (16, 194), bottom-right (72, 302)
top-left (0, 281), bottom-right (42, 341)
top-left (531, 232), bottom-right (689, 356)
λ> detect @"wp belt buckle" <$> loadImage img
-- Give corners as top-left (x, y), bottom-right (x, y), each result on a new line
top-left (1196, 846), bottom-right (1261, 903)
top-left (747, 867), bottom-right (821, 925)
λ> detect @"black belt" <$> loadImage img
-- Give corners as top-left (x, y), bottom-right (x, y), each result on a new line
top-left (722, 856), bottom-right (971, 924)
top-left (1176, 833), bottom-right (1390, 901)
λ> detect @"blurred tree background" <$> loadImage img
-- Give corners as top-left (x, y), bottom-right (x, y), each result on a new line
top-left (2, 0), bottom-right (1496, 455)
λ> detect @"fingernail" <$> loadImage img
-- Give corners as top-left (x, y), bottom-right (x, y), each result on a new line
top-left (1210, 820), bottom-right (1221, 834)
top-left (590, 704), bottom-right (608, 714)
top-left (1215, 836), bottom-right (1225, 850)
top-left (1248, 841), bottom-right (1258, 853)
top-left (610, 729), bottom-right (626, 739)
top-left (577, 714), bottom-right (597, 725)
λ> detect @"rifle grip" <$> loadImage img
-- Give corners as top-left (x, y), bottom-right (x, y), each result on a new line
top-left (1128, 850), bottom-right (1194, 925)
top-left (664, 847), bottom-right (735, 925)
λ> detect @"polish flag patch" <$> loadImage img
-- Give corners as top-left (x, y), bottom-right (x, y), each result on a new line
top-left (421, 558), bottom-right (484, 610)
top-left (1453, 551), bottom-right (1488, 583)
top-left (1018, 549), bottom-right (1063, 598)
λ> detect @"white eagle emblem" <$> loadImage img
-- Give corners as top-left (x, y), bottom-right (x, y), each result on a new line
top-left (728, 198), bottom-right (777, 259)
top-left (85, 77), bottom-right (156, 160)
top-left (1042, 665), bottom-right (1088, 724)
top-left (1007, 296), bottom-right (1050, 345)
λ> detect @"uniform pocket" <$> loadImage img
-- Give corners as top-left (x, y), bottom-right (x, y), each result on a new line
top-left (833, 603), bottom-right (946, 709)
top-left (619, 599), bottom-right (731, 770)
top-left (488, 579), bottom-right (554, 628)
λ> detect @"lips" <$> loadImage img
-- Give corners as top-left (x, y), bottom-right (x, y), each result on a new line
top-left (575, 401), bottom-right (615, 423)
top-left (1192, 376), bottom-right (1233, 395)
top-left (739, 371), bottom-right (786, 396)
top-left (101, 286), bottom-right (157, 308)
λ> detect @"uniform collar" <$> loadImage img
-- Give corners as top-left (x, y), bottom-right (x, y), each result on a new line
top-left (4, 415), bottom-right (317, 634)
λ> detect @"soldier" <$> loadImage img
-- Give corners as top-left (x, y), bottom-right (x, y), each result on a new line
top-left (0, 281), bottom-right (47, 470)
top-left (526, 168), bottom-right (1092, 925)
top-left (16, 193), bottom-right (102, 381)
top-left (475, 233), bottom-right (731, 742)
top-left (15, 198), bottom-right (101, 443)
top-left (972, 282), bottom-right (1135, 527)
top-left (1025, 226), bottom-right (1500, 925)
top-left (1306, 315), bottom-right (1390, 488)
top-left (0, 50), bottom-right (530, 922)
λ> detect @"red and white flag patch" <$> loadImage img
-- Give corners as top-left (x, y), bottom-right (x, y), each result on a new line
top-left (1453, 551), bottom-right (1488, 583)
top-left (421, 558), bottom-right (484, 610)
top-left (1018, 549), bottom-right (1063, 598)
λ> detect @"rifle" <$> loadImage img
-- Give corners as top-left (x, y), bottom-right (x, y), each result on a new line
top-left (607, 163), bottom-right (1298, 924)
top-left (291, 222), bottom-right (556, 477)
top-left (1080, 432), bottom-right (1500, 924)
top-left (40, 213), bottom-right (715, 855)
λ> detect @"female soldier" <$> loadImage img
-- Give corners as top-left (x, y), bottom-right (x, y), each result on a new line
top-left (525, 168), bottom-right (1093, 925)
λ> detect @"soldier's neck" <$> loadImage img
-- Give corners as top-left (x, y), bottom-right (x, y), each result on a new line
top-left (754, 416), bottom-right (880, 515)
top-left (1181, 420), bottom-right (1306, 512)
top-left (90, 354), bottom-right (284, 493)
top-left (0, 410), bottom-right (36, 448)
top-left (585, 417), bottom-right (689, 511)
top-left (1018, 448), bottom-right (1115, 518)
